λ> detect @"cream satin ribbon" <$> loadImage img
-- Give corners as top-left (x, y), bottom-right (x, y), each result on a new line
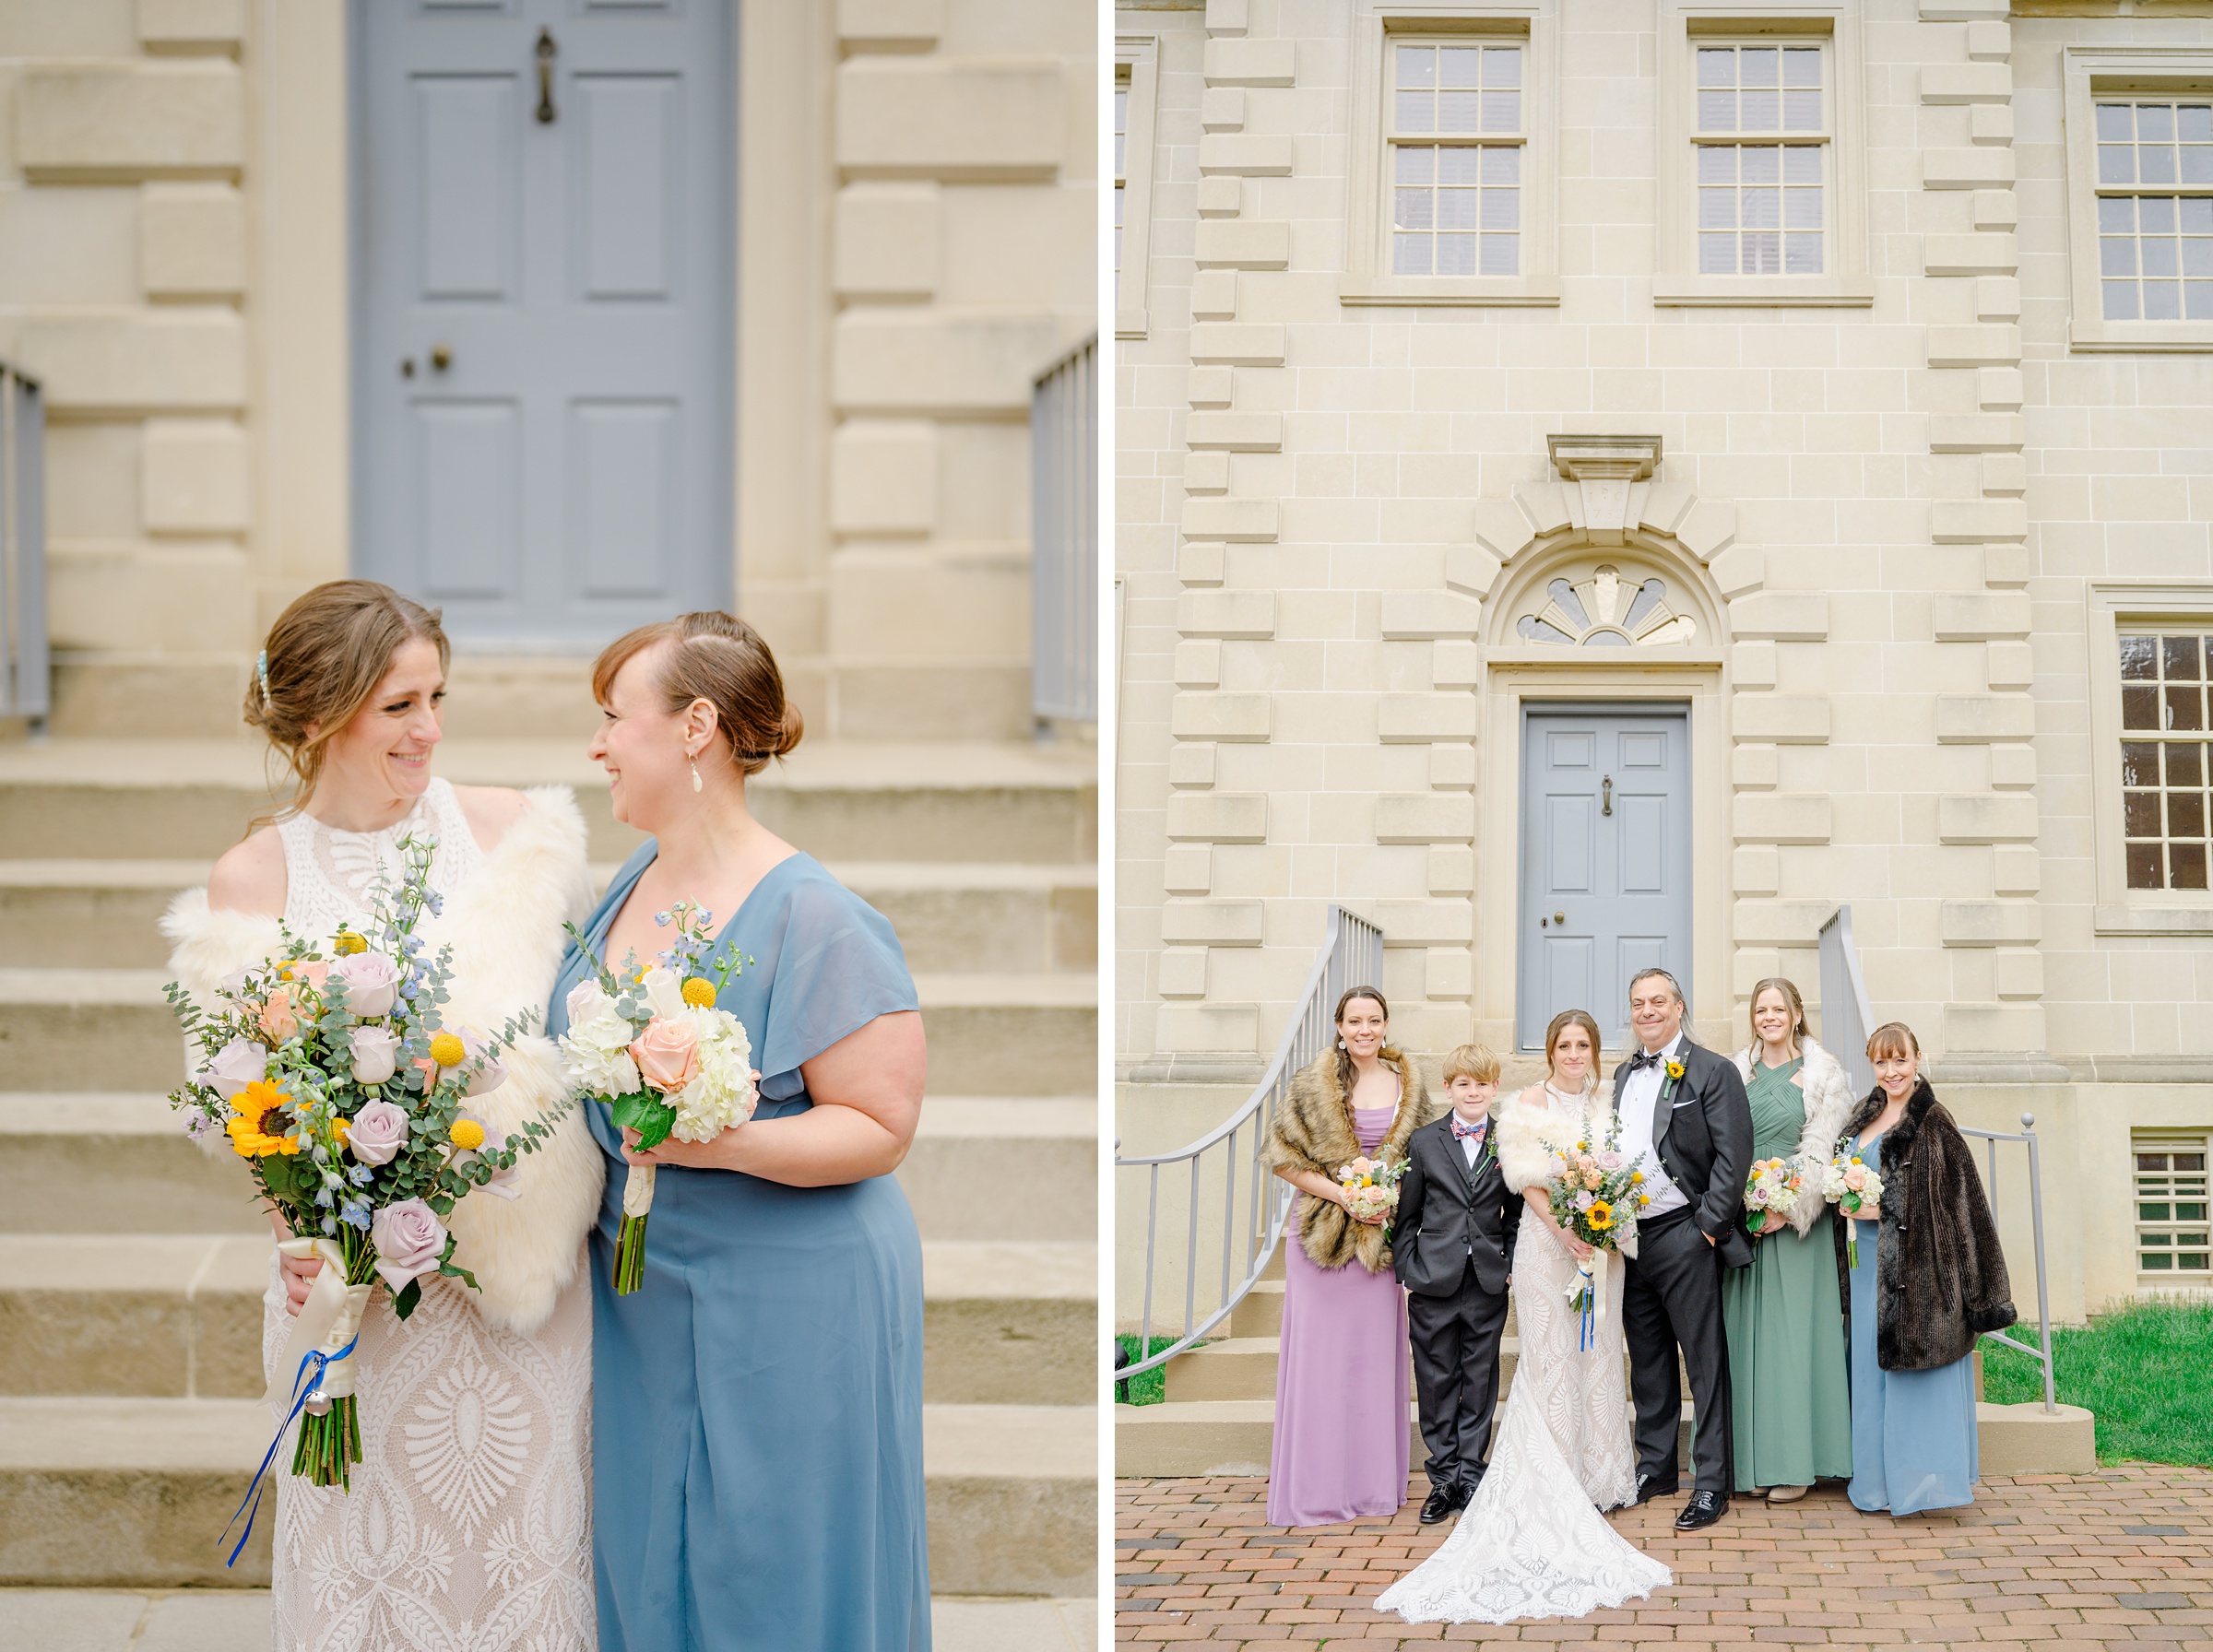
top-left (621, 1162), bottom-right (657, 1219)
top-left (1565, 1248), bottom-right (1608, 1326)
top-left (268, 1236), bottom-right (373, 1424)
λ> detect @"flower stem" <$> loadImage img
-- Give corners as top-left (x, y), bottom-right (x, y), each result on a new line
top-left (614, 1214), bottom-right (648, 1294)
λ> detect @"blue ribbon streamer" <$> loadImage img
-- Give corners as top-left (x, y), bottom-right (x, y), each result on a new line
top-left (1580, 1287), bottom-right (1594, 1352)
top-left (219, 1334), bottom-right (358, 1568)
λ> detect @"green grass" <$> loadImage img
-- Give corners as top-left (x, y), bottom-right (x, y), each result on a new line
top-left (1116, 1335), bottom-right (1211, 1406)
top-left (1982, 1297), bottom-right (2213, 1467)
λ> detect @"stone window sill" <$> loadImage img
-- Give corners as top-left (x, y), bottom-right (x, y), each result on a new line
top-left (2069, 320), bottom-right (2213, 354)
top-left (2093, 903), bottom-right (2213, 937)
top-left (1651, 274), bottom-right (1874, 308)
top-left (1338, 273), bottom-right (1560, 308)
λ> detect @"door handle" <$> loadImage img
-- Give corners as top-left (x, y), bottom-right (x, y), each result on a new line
top-left (430, 344), bottom-right (453, 372)
top-left (536, 28), bottom-right (558, 124)
top-left (1602, 775), bottom-right (1612, 816)
top-left (1554, 910), bottom-right (1565, 925)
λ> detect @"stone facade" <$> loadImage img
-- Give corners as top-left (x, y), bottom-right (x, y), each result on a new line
top-left (1116, 0), bottom-right (2213, 1316)
top-left (0, 0), bottom-right (1096, 740)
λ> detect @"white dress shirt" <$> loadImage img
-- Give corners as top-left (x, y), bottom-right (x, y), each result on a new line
top-left (1614, 1029), bottom-right (1690, 1219)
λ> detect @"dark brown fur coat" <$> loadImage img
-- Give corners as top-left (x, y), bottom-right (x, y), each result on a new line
top-left (1833, 1079), bottom-right (2017, 1372)
top-left (1263, 1046), bottom-right (1438, 1274)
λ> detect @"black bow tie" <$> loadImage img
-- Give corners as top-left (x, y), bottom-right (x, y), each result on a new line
top-left (1626, 1049), bottom-right (1664, 1074)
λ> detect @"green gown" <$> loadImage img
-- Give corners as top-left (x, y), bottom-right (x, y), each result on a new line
top-left (1720, 1056), bottom-right (1853, 1492)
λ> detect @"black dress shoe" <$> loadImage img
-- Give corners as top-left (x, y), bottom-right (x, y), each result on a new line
top-left (1419, 1484), bottom-right (1462, 1524)
top-left (1633, 1476), bottom-right (1680, 1505)
top-left (1675, 1491), bottom-right (1728, 1530)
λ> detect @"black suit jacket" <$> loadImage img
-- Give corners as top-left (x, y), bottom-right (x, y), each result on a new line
top-left (1626, 1036), bottom-right (1756, 1268)
top-left (1392, 1115), bottom-right (1520, 1297)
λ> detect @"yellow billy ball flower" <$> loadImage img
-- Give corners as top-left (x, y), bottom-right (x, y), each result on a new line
top-left (449, 1118), bottom-right (487, 1151)
top-left (681, 976), bottom-right (717, 1009)
top-left (1629, 1170), bottom-right (1644, 1185)
top-left (333, 931), bottom-right (368, 956)
top-left (429, 1032), bottom-right (467, 1068)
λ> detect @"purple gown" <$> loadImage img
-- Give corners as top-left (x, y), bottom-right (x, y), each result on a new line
top-left (1267, 1103), bottom-right (1412, 1527)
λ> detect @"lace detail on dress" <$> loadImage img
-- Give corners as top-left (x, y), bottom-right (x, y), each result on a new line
top-left (278, 777), bottom-right (486, 938)
top-left (1375, 1081), bottom-right (1669, 1625)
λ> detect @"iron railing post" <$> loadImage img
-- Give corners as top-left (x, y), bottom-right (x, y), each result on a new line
top-left (1030, 337), bottom-right (1097, 729)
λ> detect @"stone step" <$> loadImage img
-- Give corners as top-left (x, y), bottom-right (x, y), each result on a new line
top-left (0, 1589), bottom-right (1102, 1651)
top-left (0, 1233), bottom-right (1096, 1406)
top-left (0, 1396), bottom-right (1096, 1597)
top-left (0, 738), bottom-right (1095, 865)
top-left (0, 1093), bottom-right (1097, 1241)
top-left (0, 969), bottom-right (1096, 1097)
top-left (0, 857), bottom-right (1096, 974)
top-left (1161, 1332), bottom-right (1690, 1405)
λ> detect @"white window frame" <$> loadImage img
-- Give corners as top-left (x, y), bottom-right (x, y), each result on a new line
top-left (2132, 1129), bottom-right (2212, 1283)
top-left (1652, 1), bottom-right (1870, 307)
top-left (2063, 47), bottom-right (2213, 354)
top-left (2087, 583), bottom-right (2213, 934)
top-left (1116, 35), bottom-right (1162, 340)
top-left (1340, 0), bottom-right (1560, 308)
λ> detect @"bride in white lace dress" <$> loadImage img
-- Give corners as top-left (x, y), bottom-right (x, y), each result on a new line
top-left (163, 583), bottom-right (605, 1652)
top-left (1377, 1009), bottom-right (1670, 1625)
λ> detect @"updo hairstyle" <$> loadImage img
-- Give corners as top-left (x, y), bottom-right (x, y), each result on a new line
top-left (590, 611), bottom-right (804, 777)
top-left (1544, 1008), bottom-right (1603, 1092)
top-left (244, 579), bottom-right (449, 820)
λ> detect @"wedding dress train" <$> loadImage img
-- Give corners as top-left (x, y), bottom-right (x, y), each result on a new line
top-left (1376, 1082), bottom-right (1671, 1625)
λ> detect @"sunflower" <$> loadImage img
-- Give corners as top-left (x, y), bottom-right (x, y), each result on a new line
top-left (225, 1080), bottom-right (302, 1158)
top-left (1585, 1199), bottom-right (1614, 1231)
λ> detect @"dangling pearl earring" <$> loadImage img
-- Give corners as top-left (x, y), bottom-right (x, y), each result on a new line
top-left (691, 756), bottom-right (704, 793)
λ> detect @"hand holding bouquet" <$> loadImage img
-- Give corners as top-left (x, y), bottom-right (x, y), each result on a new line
top-left (1542, 1116), bottom-right (1648, 1346)
top-left (1742, 1155), bottom-right (1810, 1237)
top-left (166, 834), bottom-right (564, 1513)
top-left (1334, 1153), bottom-right (1405, 1226)
top-left (1822, 1150), bottom-right (1885, 1266)
top-left (558, 901), bottom-right (760, 1293)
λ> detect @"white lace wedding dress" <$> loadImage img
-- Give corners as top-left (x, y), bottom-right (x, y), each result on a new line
top-left (262, 780), bottom-right (596, 1652)
top-left (1376, 1080), bottom-right (1671, 1625)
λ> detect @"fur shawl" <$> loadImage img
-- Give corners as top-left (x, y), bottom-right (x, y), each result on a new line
top-left (1497, 1080), bottom-right (1639, 1261)
top-left (1263, 1046), bottom-right (1436, 1274)
top-left (1833, 1080), bottom-right (2017, 1373)
top-left (161, 785), bottom-right (607, 1337)
top-left (1729, 1036), bottom-right (1856, 1236)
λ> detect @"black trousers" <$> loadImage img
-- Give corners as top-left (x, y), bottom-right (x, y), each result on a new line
top-left (1405, 1257), bottom-right (1510, 1492)
top-left (1621, 1210), bottom-right (1734, 1493)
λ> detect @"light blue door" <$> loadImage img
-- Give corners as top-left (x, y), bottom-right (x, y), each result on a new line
top-left (1517, 704), bottom-right (1692, 1050)
top-left (355, 0), bottom-right (732, 644)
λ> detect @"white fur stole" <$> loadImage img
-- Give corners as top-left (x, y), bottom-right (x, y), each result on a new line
top-left (161, 785), bottom-right (607, 1337)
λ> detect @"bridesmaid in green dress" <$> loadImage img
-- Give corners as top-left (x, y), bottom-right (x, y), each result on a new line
top-left (1722, 977), bottom-right (1854, 1502)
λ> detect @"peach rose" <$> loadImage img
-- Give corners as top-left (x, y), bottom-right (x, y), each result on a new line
top-left (258, 986), bottom-right (301, 1043)
top-left (630, 1016), bottom-right (702, 1094)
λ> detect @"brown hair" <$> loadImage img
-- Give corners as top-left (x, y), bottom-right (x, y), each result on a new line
top-left (1866, 1021), bottom-right (1922, 1063)
top-left (1443, 1043), bottom-right (1500, 1086)
top-left (1748, 976), bottom-right (1810, 1049)
top-left (591, 611), bottom-right (803, 777)
top-left (244, 580), bottom-right (449, 825)
top-left (1332, 985), bottom-right (1391, 1103)
top-left (1544, 1009), bottom-right (1603, 1091)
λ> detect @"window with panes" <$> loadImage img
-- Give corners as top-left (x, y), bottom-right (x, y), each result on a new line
top-left (2120, 629), bottom-right (2213, 890)
top-left (2135, 1135), bottom-right (2210, 1277)
top-left (1387, 39), bottom-right (1524, 277)
top-left (1694, 41), bottom-right (1828, 276)
top-left (2093, 97), bottom-right (2213, 323)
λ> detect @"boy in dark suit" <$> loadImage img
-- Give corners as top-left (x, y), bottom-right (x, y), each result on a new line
top-left (1392, 1043), bottom-right (1520, 1524)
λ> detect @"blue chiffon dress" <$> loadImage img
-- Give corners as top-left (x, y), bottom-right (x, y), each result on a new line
top-left (1845, 1128), bottom-right (1979, 1516)
top-left (547, 844), bottom-right (930, 1650)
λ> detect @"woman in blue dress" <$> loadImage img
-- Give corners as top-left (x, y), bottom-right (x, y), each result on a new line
top-left (547, 611), bottom-right (930, 1650)
top-left (1835, 1021), bottom-right (2016, 1517)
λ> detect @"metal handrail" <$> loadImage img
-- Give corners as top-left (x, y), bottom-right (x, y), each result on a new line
top-left (1115, 905), bottom-right (1384, 1382)
top-left (1030, 336), bottom-right (1097, 726)
top-left (1820, 904), bottom-right (2056, 1414)
top-left (0, 363), bottom-right (49, 726)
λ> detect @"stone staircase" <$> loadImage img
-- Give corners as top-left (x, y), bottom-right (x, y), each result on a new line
top-left (0, 717), bottom-right (1100, 1618)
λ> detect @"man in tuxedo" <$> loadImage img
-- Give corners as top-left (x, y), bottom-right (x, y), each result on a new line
top-left (1393, 1044), bottom-right (1521, 1524)
top-left (1615, 968), bottom-right (1753, 1530)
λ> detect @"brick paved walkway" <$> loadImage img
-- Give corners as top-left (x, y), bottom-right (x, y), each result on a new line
top-left (1118, 1466), bottom-right (2213, 1646)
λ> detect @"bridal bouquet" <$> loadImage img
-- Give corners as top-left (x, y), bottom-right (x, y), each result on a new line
top-left (165, 834), bottom-right (562, 1518)
top-left (1822, 1150), bottom-right (1886, 1266)
top-left (557, 901), bottom-right (759, 1293)
top-left (1743, 1155), bottom-right (1811, 1236)
top-left (1335, 1152), bottom-right (1407, 1225)
top-left (1542, 1115), bottom-right (1650, 1347)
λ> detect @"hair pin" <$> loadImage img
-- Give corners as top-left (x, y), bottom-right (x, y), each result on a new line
top-left (255, 649), bottom-right (270, 702)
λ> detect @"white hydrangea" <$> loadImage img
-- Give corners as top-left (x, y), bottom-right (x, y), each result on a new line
top-left (669, 1006), bottom-right (758, 1143)
top-left (560, 979), bottom-right (643, 1097)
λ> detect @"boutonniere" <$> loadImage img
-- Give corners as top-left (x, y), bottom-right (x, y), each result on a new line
top-left (1660, 1056), bottom-right (1686, 1103)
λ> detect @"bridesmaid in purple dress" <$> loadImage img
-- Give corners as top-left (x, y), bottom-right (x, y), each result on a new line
top-left (1262, 987), bottom-right (1438, 1526)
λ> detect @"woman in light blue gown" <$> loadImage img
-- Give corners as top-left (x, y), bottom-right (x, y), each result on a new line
top-left (548, 612), bottom-right (929, 1650)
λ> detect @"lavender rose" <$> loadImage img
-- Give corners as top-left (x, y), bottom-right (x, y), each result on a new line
top-left (193, 1036), bottom-right (268, 1100)
top-left (458, 1029), bottom-right (507, 1098)
top-left (333, 950), bottom-right (401, 1018)
top-left (370, 1198), bottom-right (448, 1292)
top-left (346, 1098), bottom-right (411, 1166)
top-left (349, 1025), bottom-right (401, 1086)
